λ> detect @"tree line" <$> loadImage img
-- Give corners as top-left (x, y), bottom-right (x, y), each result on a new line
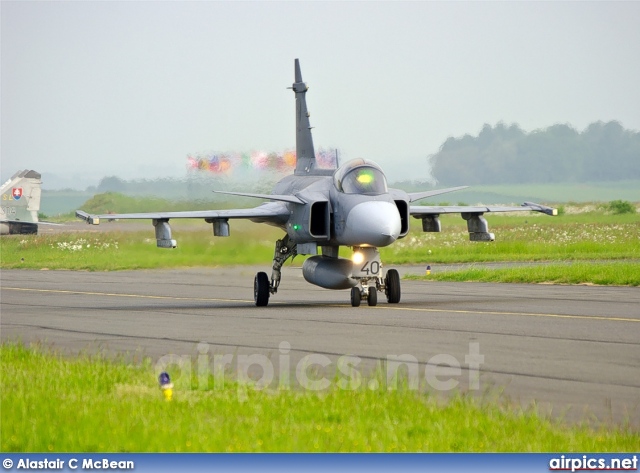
top-left (430, 121), bottom-right (640, 185)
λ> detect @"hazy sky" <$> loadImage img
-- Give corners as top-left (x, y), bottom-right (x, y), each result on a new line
top-left (2, 1), bottom-right (639, 188)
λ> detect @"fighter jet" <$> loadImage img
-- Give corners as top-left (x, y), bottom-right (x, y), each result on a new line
top-left (1, 170), bottom-right (60, 235)
top-left (77, 59), bottom-right (556, 307)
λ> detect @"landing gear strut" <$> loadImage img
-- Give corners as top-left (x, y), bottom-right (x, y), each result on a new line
top-left (254, 235), bottom-right (297, 307)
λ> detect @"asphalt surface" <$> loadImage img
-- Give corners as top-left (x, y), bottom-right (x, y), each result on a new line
top-left (2, 266), bottom-right (639, 427)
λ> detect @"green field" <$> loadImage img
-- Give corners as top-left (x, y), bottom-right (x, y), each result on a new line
top-left (407, 262), bottom-right (640, 286)
top-left (0, 221), bottom-right (280, 270)
top-left (381, 212), bottom-right (640, 265)
top-left (42, 191), bottom-right (262, 219)
top-left (2, 343), bottom-right (638, 452)
top-left (444, 181), bottom-right (640, 205)
top-left (39, 190), bottom-right (94, 217)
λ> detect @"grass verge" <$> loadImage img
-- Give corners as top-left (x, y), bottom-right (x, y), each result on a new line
top-left (382, 213), bottom-right (640, 264)
top-left (405, 262), bottom-right (640, 286)
top-left (0, 224), bottom-right (281, 270)
top-left (1, 343), bottom-right (638, 452)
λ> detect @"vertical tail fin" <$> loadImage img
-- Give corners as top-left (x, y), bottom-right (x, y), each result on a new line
top-left (292, 59), bottom-right (317, 175)
top-left (1, 170), bottom-right (42, 232)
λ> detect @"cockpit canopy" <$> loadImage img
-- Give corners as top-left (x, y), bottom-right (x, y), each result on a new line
top-left (333, 159), bottom-right (388, 195)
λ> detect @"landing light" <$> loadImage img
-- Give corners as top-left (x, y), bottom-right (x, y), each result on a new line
top-left (352, 251), bottom-right (365, 265)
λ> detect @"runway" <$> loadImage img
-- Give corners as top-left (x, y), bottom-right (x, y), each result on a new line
top-left (2, 266), bottom-right (639, 426)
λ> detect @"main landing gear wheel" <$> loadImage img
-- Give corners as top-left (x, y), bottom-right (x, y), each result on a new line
top-left (367, 287), bottom-right (377, 306)
top-left (385, 269), bottom-right (401, 304)
top-left (350, 287), bottom-right (361, 307)
top-left (254, 272), bottom-right (270, 307)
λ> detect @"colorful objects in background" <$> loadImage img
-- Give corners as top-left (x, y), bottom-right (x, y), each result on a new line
top-left (186, 149), bottom-right (338, 175)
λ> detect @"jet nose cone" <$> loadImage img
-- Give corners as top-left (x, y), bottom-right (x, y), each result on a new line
top-left (343, 201), bottom-right (401, 247)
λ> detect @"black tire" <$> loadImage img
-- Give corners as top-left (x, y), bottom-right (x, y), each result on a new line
top-left (350, 287), bottom-right (361, 307)
top-left (385, 269), bottom-right (401, 303)
top-left (367, 287), bottom-right (377, 306)
top-left (254, 272), bottom-right (270, 307)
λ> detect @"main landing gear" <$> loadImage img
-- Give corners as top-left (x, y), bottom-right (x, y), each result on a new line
top-left (254, 235), bottom-right (296, 307)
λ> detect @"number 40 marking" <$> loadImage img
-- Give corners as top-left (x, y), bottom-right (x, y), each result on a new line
top-left (361, 260), bottom-right (380, 275)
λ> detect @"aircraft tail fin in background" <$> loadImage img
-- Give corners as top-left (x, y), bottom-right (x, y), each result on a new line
top-left (292, 58), bottom-right (318, 176)
top-left (0, 170), bottom-right (43, 234)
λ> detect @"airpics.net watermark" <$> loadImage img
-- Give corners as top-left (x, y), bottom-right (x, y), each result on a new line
top-left (154, 341), bottom-right (485, 393)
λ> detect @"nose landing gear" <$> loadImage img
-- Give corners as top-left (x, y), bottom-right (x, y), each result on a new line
top-left (349, 247), bottom-right (401, 307)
